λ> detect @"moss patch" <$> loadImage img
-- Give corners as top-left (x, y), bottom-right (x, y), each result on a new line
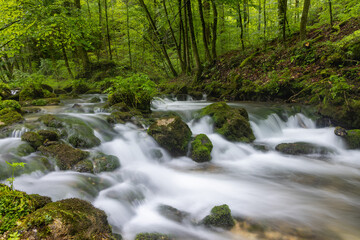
top-left (21, 132), bottom-right (44, 149)
top-left (275, 142), bottom-right (333, 155)
top-left (344, 129), bottom-right (360, 149)
top-left (190, 134), bottom-right (213, 162)
top-left (202, 204), bottom-right (235, 230)
top-left (135, 233), bottom-right (172, 240)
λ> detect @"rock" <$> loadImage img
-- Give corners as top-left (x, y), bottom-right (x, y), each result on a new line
top-left (37, 130), bottom-right (59, 141)
top-left (147, 116), bottom-right (192, 156)
top-left (73, 159), bottom-right (94, 173)
top-left (21, 132), bottom-right (44, 149)
top-left (275, 142), bottom-right (332, 155)
top-left (38, 143), bottom-right (89, 170)
top-left (135, 233), bottom-right (172, 240)
top-left (21, 107), bottom-right (41, 114)
top-left (334, 127), bottom-right (347, 137)
top-left (72, 103), bottom-right (82, 109)
top-left (31, 99), bottom-right (48, 106)
top-left (39, 114), bottom-right (63, 128)
top-left (29, 194), bottom-right (52, 210)
top-left (13, 143), bottom-right (36, 156)
top-left (90, 97), bottom-right (101, 103)
top-left (107, 111), bottom-right (133, 124)
top-left (73, 81), bottom-right (91, 94)
top-left (344, 129), bottom-right (360, 149)
top-left (8, 198), bottom-right (115, 240)
top-left (158, 205), bottom-right (189, 223)
top-left (0, 82), bottom-right (11, 99)
top-left (68, 124), bottom-right (101, 148)
top-left (19, 83), bottom-right (44, 102)
top-left (92, 152), bottom-right (120, 173)
top-left (0, 100), bottom-right (21, 112)
top-left (0, 108), bottom-right (23, 127)
top-left (199, 102), bottom-right (255, 143)
top-left (202, 204), bottom-right (235, 230)
top-left (110, 102), bottom-right (130, 112)
top-left (190, 134), bottom-right (213, 162)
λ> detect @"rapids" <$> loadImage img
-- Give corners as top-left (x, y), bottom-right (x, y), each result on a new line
top-left (1, 95), bottom-right (360, 240)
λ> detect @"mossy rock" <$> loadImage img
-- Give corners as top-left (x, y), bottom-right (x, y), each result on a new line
top-left (147, 116), bottom-right (192, 156)
top-left (19, 83), bottom-right (44, 102)
top-left (0, 82), bottom-right (11, 99)
top-left (0, 108), bottom-right (23, 128)
top-left (21, 107), bottom-right (41, 114)
top-left (31, 99), bottom-right (48, 106)
top-left (37, 130), bottom-right (59, 141)
top-left (13, 143), bottom-right (36, 156)
top-left (275, 142), bottom-right (332, 155)
top-left (0, 100), bottom-right (21, 112)
top-left (334, 127), bottom-right (347, 137)
top-left (110, 102), bottom-right (130, 112)
top-left (10, 198), bottom-right (115, 240)
top-left (135, 233), bottom-right (172, 240)
top-left (39, 114), bottom-right (64, 128)
top-left (73, 159), bottom-right (94, 173)
top-left (73, 81), bottom-right (91, 94)
top-left (202, 204), bottom-right (235, 230)
top-left (344, 129), bottom-right (360, 149)
top-left (38, 143), bottom-right (89, 170)
top-left (21, 132), bottom-right (44, 149)
top-left (92, 152), bottom-right (120, 173)
top-left (158, 205), bottom-right (189, 223)
top-left (90, 96), bottom-right (101, 103)
top-left (190, 134), bottom-right (213, 162)
top-left (106, 111), bottom-right (133, 124)
top-left (199, 102), bottom-right (255, 143)
top-left (68, 124), bottom-right (101, 148)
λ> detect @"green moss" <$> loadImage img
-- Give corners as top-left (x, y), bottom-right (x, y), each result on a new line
top-left (39, 114), bottom-right (64, 128)
top-left (21, 132), bottom-right (44, 149)
top-left (190, 134), bottom-right (213, 162)
top-left (147, 116), bottom-right (192, 156)
top-left (37, 130), bottom-right (59, 141)
top-left (38, 143), bottom-right (89, 170)
top-left (202, 204), bottom-right (235, 230)
top-left (275, 142), bottom-right (332, 155)
top-left (106, 111), bottom-right (133, 124)
top-left (19, 83), bottom-right (44, 102)
top-left (344, 130), bottom-right (360, 149)
top-left (31, 99), bottom-right (48, 106)
top-left (135, 233), bottom-right (172, 240)
top-left (92, 152), bottom-right (120, 173)
top-left (90, 96), bottom-right (101, 103)
top-left (73, 159), bottom-right (94, 173)
top-left (13, 143), bottom-right (36, 156)
top-left (0, 109), bottom-right (24, 127)
top-left (73, 80), bottom-right (91, 94)
top-left (0, 100), bottom-right (21, 112)
top-left (199, 102), bottom-right (255, 142)
top-left (68, 124), bottom-right (101, 148)
top-left (0, 82), bottom-right (11, 99)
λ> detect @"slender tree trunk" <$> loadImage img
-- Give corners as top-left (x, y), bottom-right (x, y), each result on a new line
top-left (184, 0), bottom-right (191, 72)
top-left (74, 0), bottom-right (90, 72)
top-left (236, 3), bottom-right (245, 51)
top-left (295, 0), bottom-right (299, 22)
top-left (328, 0), bottom-right (333, 27)
top-left (125, 0), bottom-right (132, 68)
top-left (86, 0), bottom-right (91, 17)
top-left (139, 0), bottom-right (178, 76)
top-left (210, 0), bottom-right (217, 59)
top-left (278, 0), bottom-right (287, 41)
top-left (163, 0), bottom-right (185, 71)
top-left (263, 0), bottom-right (267, 43)
top-left (258, 0), bottom-right (261, 31)
top-left (204, 0), bottom-right (211, 46)
top-left (104, 0), bottom-right (112, 60)
top-left (62, 45), bottom-right (74, 79)
top-left (243, 0), bottom-right (248, 35)
top-left (198, 0), bottom-right (212, 62)
top-left (300, 0), bottom-right (311, 41)
top-left (186, 0), bottom-right (202, 74)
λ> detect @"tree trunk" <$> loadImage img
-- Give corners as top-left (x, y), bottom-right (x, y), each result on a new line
top-left (243, 0), bottom-right (248, 34)
top-left (138, 0), bottom-right (178, 76)
top-left (86, 0), bottom-right (91, 17)
top-left (278, 0), bottom-right (287, 41)
top-left (186, 0), bottom-right (202, 75)
top-left (236, 3), bottom-right (245, 51)
top-left (203, 0), bottom-right (211, 46)
top-left (295, 0), bottom-right (299, 22)
top-left (258, 0), bottom-right (261, 31)
top-left (263, 0), bottom-right (267, 43)
top-left (183, 0), bottom-right (191, 72)
top-left (210, 0), bottom-right (217, 59)
top-left (198, 0), bottom-right (212, 62)
top-left (104, 0), bottom-right (112, 60)
top-left (328, 0), bottom-right (333, 27)
top-left (74, 0), bottom-right (90, 72)
top-left (125, 0), bottom-right (132, 68)
top-left (62, 45), bottom-right (74, 79)
top-left (300, 0), bottom-right (311, 41)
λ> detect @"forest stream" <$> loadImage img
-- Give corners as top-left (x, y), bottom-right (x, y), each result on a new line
top-left (1, 95), bottom-right (360, 240)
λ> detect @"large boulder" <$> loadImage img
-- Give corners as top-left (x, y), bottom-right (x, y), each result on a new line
top-left (0, 108), bottom-right (23, 128)
top-left (190, 134), bottom-right (213, 163)
top-left (202, 204), bottom-right (235, 230)
top-left (5, 198), bottom-right (115, 240)
top-left (92, 152), bottom-right (120, 173)
top-left (67, 124), bottom-right (101, 148)
top-left (38, 143), bottom-right (89, 170)
top-left (147, 116), bottom-right (192, 156)
top-left (198, 102), bottom-right (255, 143)
top-left (275, 142), bottom-right (332, 155)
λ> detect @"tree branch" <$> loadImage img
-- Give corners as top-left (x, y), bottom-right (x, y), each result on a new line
top-left (0, 20), bottom-right (20, 32)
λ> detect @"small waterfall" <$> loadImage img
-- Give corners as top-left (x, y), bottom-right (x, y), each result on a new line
top-left (11, 127), bottom-right (29, 138)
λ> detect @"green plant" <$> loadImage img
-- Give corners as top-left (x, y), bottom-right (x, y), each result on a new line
top-left (8, 231), bottom-right (21, 240)
top-left (5, 161), bottom-right (26, 190)
top-left (0, 100), bottom-right (21, 112)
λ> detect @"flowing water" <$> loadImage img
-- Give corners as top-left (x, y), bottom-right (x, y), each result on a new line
top-left (1, 95), bottom-right (360, 240)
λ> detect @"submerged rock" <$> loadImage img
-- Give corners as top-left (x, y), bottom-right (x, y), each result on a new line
top-left (275, 142), bottom-right (332, 155)
top-left (198, 102), bottom-right (255, 143)
top-left (135, 233), bottom-right (172, 240)
top-left (190, 134), bottom-right (213, 162)
top-left (158, 205), bottom-right (189, 223)
top-left (38, 143), bottom-right (89, 170)
top-left (39, 114), bottom-right (63, 128)
top-left (7, 198), bottom-right (115, 240)
top-left (67, 124), bottom-right (101, 148)
top-left (202, 204), bottom-right (235, 230)
top-left (147, 116), bottom-right (192, 156)
top-left (92, 152), bottom-right (120, 173)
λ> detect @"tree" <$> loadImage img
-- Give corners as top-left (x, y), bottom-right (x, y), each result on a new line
top-left (300, 0), bottom-right (311, 41)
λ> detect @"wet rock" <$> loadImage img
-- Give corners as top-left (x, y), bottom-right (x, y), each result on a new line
top-left (202, 204), bottom-right (235, 230)
top-left (73, 159), bottom-right (94, 173)
top-left (198, 102), bottom-right (255, 143)
top-left (38, 143), bottom-right (89, 170)
top-left (344, 129), bottom-right (360, 149)
top-left (12, 143), bottom-right (36, 156)
top-left (316, 117), bottom-right (332, 128)
top-left (90, 96), bottom-right (101, 103)
top-left (68, 124), bottom-right (101, 148)
top-left (147, 116), bottom-right (192, 156)
top-left (7, 198), bottom-right (115, 240)
top-left (92, 152), bottom-right (120, 173)
top-left (37, 130), bottom-right (59, 141)
top-left (334, 127), bottom-right (347, 137)
top-left (135, 233), bottom-right (172, 240)
top-left (19, 83), bottom-right (44, 102)
top-left (107, 111), bottom-right (133, 124)
top-left (253, 144), bottom-right (270, 152)
top-left (275, 142), bottom-right (332, 155)
top-left (109, 102), bottom-right (130, 112)
top-left (72, 103), bottom-right (82, 109)
top-left (21, 107), bottom-right (41, 114)
top-left (158, 205), bottom-right (189, 223)
top-left (39, 114), bottom-right (63, 128)
top-left (21, 132), bottom-right (44, 149)
top-left (190, 134), bottom-right (213, 162)
top-left (0, 108), bottom-right (23, 128)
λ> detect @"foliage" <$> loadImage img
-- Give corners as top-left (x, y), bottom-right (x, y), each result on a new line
top-left (5, 161), bottom-right (26, 190)
top-left (0, 100), bottom-right (21, 112)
